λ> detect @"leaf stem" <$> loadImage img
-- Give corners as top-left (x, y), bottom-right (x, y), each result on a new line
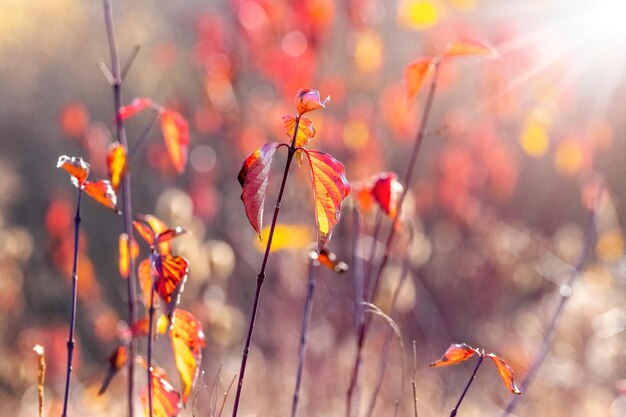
top-left (290, 255), bottom-right (318, 417)
top-left (103, 1), bottom-right (138, 415)
top-left (501, 182), bottom-right (603, 417)
top-left (147, 282), bottom-right (155, 417)
top-left (231, 117), bottom-right (301, 417)
top-left (450, 355), bottom-right (484, 417)
top-left (411, 340), bottom-right (419, 417)
top-left (61, 188), bottom-right (82, 417)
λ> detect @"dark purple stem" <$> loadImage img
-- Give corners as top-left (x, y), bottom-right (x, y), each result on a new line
top-left (103, 2), bottom-right (138, 416)
top-left (450, 355), bottom-right (484, 417)
top-left (147, 281), bottom-right (155, 417)
top-left (290, 256), bottom-right (317, 417)
top-left (61, 189), bottom-right (82, 417)
top-left (230, 117), bottom-right (301, 417)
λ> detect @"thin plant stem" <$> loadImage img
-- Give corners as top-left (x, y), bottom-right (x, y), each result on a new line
top-left (290, 255), bottom-right (318, 417)
top-left (103, 2), bottom-right (138, 415)
top-left (450, 355), bottom-right (484, 417)
top-left (347, 59), bottom-right (441, 417)
top-left (61, 189), bottom-right (82, 417)
top-left (218, 373), bottom-right (237, 417)
top-left (147, 285), bottom-right (155, 417)
top-left (364, 210), bottom-right (383, 301)
top-left (34, 345), bottom-right (46, 417)
top-left (128, 109), bottom-right (159, 162)
top-left (230, 117), bottom-right (301, 417)
top-left (351, 206), bottom-right (364, 333)
top-left (411, 341), bottom-right (418, 417)
top-left (501, 182), bottom-right (603, 417)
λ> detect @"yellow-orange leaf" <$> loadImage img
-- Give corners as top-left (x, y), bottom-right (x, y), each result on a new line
top-left (151, 254), bottom-right (189, 319)
top-left (139, 359), bottom-right (181, 417)
top-left (404, 57), bottom-right (434, 104)
top-left (352, 180), bottom-right (376, 214)
top-left (84, 180), bottom-right (119, 212)
top-left (160, 109), bottom-right (190, 174)
top-left (303, 150), bottom-right (351, 250)
top-left (98, 345), bottom-right (127, 395)
top-left (296, 89), bottom-right (330, 115)
top-left (238, 142), bottom-right (281, 238)
top-left (486, 354), bottom-right (522, 395)
top-left (138, 258), bottom-right (154, 307)
top-left (443, 39), bottom-right (499, 59)
top-left (119, 233), bottom-right (139, 279)
top-left (283, 115), bottom-right (316, 165)
top-left (170, 309), bottom-right (206, 404)
top-left (430, 343), bottom-right (478, 367)
top-left (133, 214), bottom-right (176, 254)
top-left (318, 248), bottom-right (349, 273)
top-left (107, 142), bottom-right (127, 191)
top-left (57, 155), bottom-right (90, 188)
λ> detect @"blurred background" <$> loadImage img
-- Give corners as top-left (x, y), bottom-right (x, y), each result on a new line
top-left (0, 0), bottom-right (625, 416)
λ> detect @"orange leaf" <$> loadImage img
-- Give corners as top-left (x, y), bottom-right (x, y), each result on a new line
top-left (139, 359), bottom-right (181, 417)
top-left (404, 57), bottom-right (434, 104)
top-left (443, 39), bottom-right (499, 59)
top-left (486, 354), bottom-right (522, 395)
top-left (303, 150), bottom-right (351, 250)
top-left (284, 115), bottom-right (316, 166)
top-left (84, 180), bottom-right (119, 212)
top-left (57, 155), bottom-right (90, 187)
top-left (118, 233), bottom-right (139, 279)
top-left (238, 142), bottom-right (281, 238)
top-left (370, 172), bottom-right (404, 218)
top-left (352, 180), bottom-right (376, 214)
top-left (98, 345), bottom-right (127, 395)
top-left (133, 215), bottom-right (176, 254)
top-left (160, 109), bottom-right (190, 173)
top-left (430, 343), bottom-right (478, 367)
top-left (317, 248), bottom-right (349, 273)
top-left (156, 227), bottom-right (186, 244)
top-left (132, 316), bottom-right (151, 337)
top-left (119, 97), bottom-right (153, 120)
top-left (107, 142), bottom-right (127, 191)
top-left (170, 309), bottom-right (206, 404)
top-left (296, 89), bottom-right (330, 115)
top-left (151, 254), bottom-right (189, 319)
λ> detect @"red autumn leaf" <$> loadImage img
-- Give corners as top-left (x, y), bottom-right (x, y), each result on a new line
top-left (107, 142), bottom-right (127, 191)
top-left (98, 345), bottom-right (127, 395)
top-left (443, 39), bottom-right (499, 59)
top-left (170, 309), bottom-right (206, 404)
top-left (295, 88), bottom-right (330, 115)
top-left (404, 57), bottom-right (434, 104)
top-left (139, 359), bottom-right (182, 417)
top-left (370, 172), bottom-right (404, 218)
top-left (430, 343), bottom-right (479, 367)
top-left (132, 316), bottom-right (151, 337)
top-left (485, 354), bottom-right (522, 395)
top-left (57, 155), bottom-right (90, 187)
top-left (156, 227), bottom-right (187, 244)
top-left (151, 253), bottom-right (189, 320)
top-left (317, 248), bottom-right (349, 273)
top-left (160, 109), bottom-right (190, 174)
top-left (118, 97), bottom-right (153, 120)
top-left (238, 142), bottom-right (281, 238)
top-left (84, 180), bottom-right (119, 212)
top-left (118, 233), bottom-right (139, 279)
top-left (133, 214), bottom-right (177, 254)
top-left (303, 150), bottom-right (351, 250)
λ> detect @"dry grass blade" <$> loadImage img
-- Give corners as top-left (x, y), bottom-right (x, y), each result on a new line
top-left (191, 371), bottom-right (206, 417)
top-left (412, 340), bottom-right (418, 417)
top-left (33, 345), bottom-right (46, 417)
top-left (361, 302), bottom-right (404, 348)
top-left (218, 373), bottom-right (237, 417)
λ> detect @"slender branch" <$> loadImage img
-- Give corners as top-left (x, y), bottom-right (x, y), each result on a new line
top-left (450, 355), bottom-right (484, 417)
top-left (34, 345), bottom-right (46, 417)
top-left (411, 340), bottom-right (418, 417)
top-left (501, 182), bottom-right (603, 417)
top-left (230, 117), bottom-right (301, 417)
top-left (364, 210), bottom-right (383, 301)
top-left (61, 189), bottom-right (82, 417)
top-left (218, 373), bottom-right (238, 417)
top-left (128, 109), bottom-right (160, 162)
top-left (147, 283), bottom-right (155, 417)
top-left (103, 2), bottom-right (138, 415)
top-left (351, 207), bottom-right (364, 333)
top-left (122, 45), bottom-right (141, 81)
top-left (290, 255), bottom-right (318, 417)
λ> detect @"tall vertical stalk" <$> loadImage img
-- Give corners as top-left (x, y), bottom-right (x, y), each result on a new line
top-left (347, 58), bottom-right (442, 417)
top-left (450, 356), bottom-right (484, 417)
top-left (146, 283), bottom-right (156, 417)
top-left (61, 189), bottom-right (82, 417)
top-left (230, 117), bottom-right (301, 417)
top-left (103, 1), bottom-right (138, 415)
top-left (290, 254), bottom-right (318, 417)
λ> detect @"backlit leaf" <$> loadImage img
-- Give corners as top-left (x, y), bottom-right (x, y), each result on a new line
top-left (107, 142), bottom-right (127, 191)
top-left (238, 142), bottom-right (281, 238)
top-left (318, 248), bottom-right (349, 273)
top-left (303, 150), bottom-right (351, 250)
top-left (443, 39), bottom-right (499, 59)
top-left (139, 359), bottom-right (181, 417)
top-left (352, 180), bottom-right (376, 214)
top-left (430, 343), bottom-right (478, 367)
top-left (84, 180), bottom-right (119, 212)
top-left (151, 254), bottom-right (189, 320)
top-left (118, 233), bottom-right (139, 279)
top-left (57, 155), bottom-right (90, 187)
top-left (404, 57), bottom-right (434, 103)
top-left (132, 316), bottom-right (151, 337)
top-left (119, 97), bottom-right (153, 120)
top-left (296, 89), bottom-right (330, 115)
top-left (160, 109), bottom-right (190, 174)
top-left (486, 354), bottom-right (522, 395)
top-left (138, 258), bottom-right (154, 306)
top-left (98, 345), bottom-right (127, 395)
top-left (283, 115), bottom-right (316, 166)
top-left (170, 309), bottom-right (206, 404)
top-left (156, 227), bottom-right (187, 244)
top-left (133, 214), bottom-right (174, 254)
top-left (370, 172), bottom-right (404, 218)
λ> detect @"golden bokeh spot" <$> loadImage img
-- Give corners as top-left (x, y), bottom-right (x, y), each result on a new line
top-left (595, 229), bottom-right (625, 262)
top-left (342, 120), bottom-right (370, 151)
top-left (354, 30), bottom-right (383, 73)
top-left (398, 0), bottom-right (440, 30)
top-left (520, 120), bottom-right (549, 157)
top-left (554, 140), bottom-right (585, 177)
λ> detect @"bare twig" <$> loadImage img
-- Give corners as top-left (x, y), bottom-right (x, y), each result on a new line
top-left (34, 345), bottom-right (46, 417)
top-left (411, 341), bottom-right (418, 417)
top-left (218, 373), bottom-right (238, 417)
top-left (450, 355), bottom-right (484, 417)
top-left (121, 45), bottom-right (141, 80)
